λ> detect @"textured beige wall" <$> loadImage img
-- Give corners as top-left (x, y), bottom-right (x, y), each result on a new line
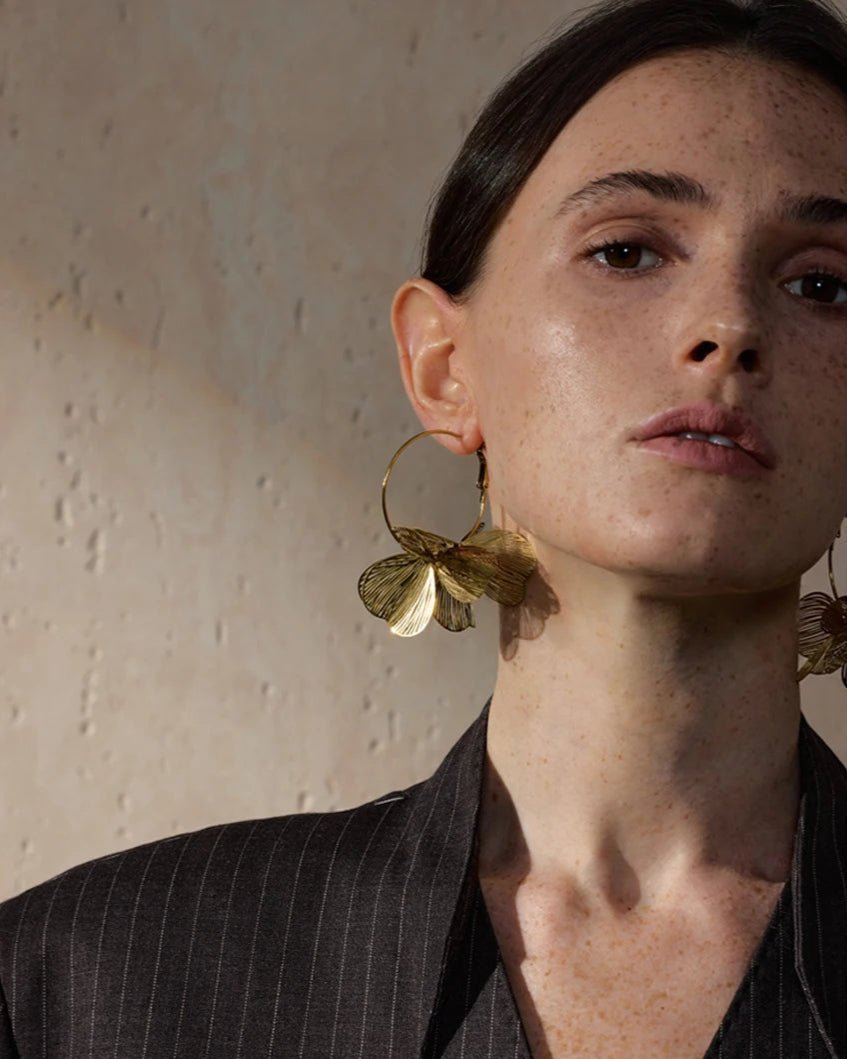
top-left (1, 0), bottom-right (845, 899)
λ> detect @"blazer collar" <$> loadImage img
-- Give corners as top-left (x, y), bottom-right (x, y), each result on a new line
top-left (794, 714), bottom-right (847, 1059)
top-left (414, 701), bottom-right (847, 1058)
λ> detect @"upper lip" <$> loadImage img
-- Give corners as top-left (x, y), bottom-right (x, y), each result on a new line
top-left (632, 401), bottom-right (777, 469)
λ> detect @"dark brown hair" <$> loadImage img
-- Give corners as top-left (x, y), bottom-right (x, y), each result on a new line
top-left (421, 0), bottom-right (847, 298)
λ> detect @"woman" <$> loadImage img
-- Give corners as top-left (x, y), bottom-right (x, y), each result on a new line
top-left (2, 0), bottom-right (847, 1055)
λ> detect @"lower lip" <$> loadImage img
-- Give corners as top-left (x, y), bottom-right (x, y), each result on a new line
top-left (636, 436), bottom-right (769, 478)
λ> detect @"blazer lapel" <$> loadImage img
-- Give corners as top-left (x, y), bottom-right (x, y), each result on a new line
top-left (416, 697), bottom-right (492, 1057)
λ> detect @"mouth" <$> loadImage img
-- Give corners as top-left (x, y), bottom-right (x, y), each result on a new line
top-left (632, 402), bottom-right (777, 470)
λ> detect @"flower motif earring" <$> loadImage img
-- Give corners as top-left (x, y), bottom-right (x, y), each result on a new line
top-left (357, 429), bottom-right (537, 636)
top-left (797, 525), bottom-right (847, 686)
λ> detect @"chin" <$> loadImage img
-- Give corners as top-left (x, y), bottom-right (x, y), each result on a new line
top-left (562, 527), bottom-right (795, 594)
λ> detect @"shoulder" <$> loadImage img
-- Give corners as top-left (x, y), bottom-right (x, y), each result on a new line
top-left (0, 703), bottom-right (489, 1054)
top-left (0, 788), bottom-right (431, 1011)
top-left (0, 786), bottom-right (442, 1054)
top-left (0, 784), bottom-right (420, 956)
top-left (0, 701), bottom-right (489, 971)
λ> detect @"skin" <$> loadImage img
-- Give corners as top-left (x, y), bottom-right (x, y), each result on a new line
top-left (391, 48), bottom-right (847, 1056)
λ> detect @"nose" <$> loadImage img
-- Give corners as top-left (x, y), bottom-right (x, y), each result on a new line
top-left (674, 269), bottom-right (773, 386)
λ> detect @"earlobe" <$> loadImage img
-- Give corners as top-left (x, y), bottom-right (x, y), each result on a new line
top-left (390, 278), bottom-right (482, 454)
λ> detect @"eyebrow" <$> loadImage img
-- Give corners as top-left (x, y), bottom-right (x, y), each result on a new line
top-left (554, 169), bottom-right (847, 227)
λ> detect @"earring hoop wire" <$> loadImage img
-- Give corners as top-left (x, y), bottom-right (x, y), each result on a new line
top-left (381, 429), bottom-right (488, 546)
top-left (827, 525), bottom-right (842, 598)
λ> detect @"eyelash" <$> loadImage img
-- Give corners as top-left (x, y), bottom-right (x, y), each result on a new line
top-left (581, 238), bottom-right (847, 313)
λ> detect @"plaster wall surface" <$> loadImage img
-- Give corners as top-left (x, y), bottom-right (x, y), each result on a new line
top-left (0, 0), bottom-right (845, 898)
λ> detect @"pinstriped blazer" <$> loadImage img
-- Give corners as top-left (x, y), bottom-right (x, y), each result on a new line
top-left (0, 696), bottom-right (845, 1058)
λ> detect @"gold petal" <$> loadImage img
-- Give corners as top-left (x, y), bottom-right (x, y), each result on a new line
top-left (798, 590), bottom-right (834, 621)
top-left (465, 528), bottom-right (536, 559)
top-left (392, 526), bottom-right (456, 561)
top-left (358, 553), bottom-right (436, 635)
top-left (390, 563), bottom-right (437, 636)
top-left (798, 591), bottom-right (842, 653)
top-left (435, 553), bottom-right (489, 603)
top-left (822, 640), bottom-right (847, 667)
top-left (436, 530), bottom-right (536, 604)
top-left (799, 636), bottom-right (845, 675)
top-left (460, 529), bottom-right (538, 605)
top-left (433, 578), bottom-right (476, 632)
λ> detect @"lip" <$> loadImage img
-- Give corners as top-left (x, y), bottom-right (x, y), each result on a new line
top-left (631, 401), bottom-right (777, 470)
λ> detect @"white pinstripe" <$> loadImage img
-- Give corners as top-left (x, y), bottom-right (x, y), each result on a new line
top-left (297, 810), bottom-right (357, 1059)
top-left (9, 887), bottom-right (33, 1024)
top-left (748, 974), bottom-right (754, 1059)
top-left (140, 834), bottom-right (194, 1059)
top-left (67, 860), bottom-right (97, 1059)
top-left (204, 822), bottom-right (260, 1057)
top-left (458, 892), bottom-right (479, 1059)
top-left (328, 804), bottom-right (393, 1059)
top-left (234, 819), bottom-right (294, 1059)
top-left (87, 854), bottom-right (127, 1059)
top-left (171, 826), bottom-right (228, 1058)
top-left (266, 815), bottom-right (325, 1058)
top-left (39, 874), bottom-right (65, 1059)
top-left (486, 958), bottom-right (498, 1059)
top-left (113, 842), bottom-right (162, 1057)
top-left (357, 802), bottom-right (423, 1059)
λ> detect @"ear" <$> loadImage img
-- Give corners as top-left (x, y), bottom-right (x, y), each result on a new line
top-left (390, 277), bottom-right (483, 456)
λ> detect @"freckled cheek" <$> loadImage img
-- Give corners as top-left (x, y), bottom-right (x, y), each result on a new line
top-left (814, 358), bottom-right (847, 476)
top-left (479, 292), bottom-right (635, 442)
top-left (474, 258), bottom-right (659, 444)
top-left (751, 331), bottom-right (847, 489)
top-left (524, 310), bottom-right (634, 417)
top-left (821, 346), bottom-right (847, 392)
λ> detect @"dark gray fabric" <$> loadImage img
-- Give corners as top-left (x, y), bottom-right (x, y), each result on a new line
top-left (0, 696), bottom-right (844, 1058)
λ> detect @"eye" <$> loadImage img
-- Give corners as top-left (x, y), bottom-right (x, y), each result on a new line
top-left (784, 269), bottom-right (847, 308)
top-left (583, 239), bottom-right (663, 274)
top-left (583, 240), bottom-right (847, 311)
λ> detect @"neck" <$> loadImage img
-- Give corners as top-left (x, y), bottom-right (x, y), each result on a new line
top-left (480, 558), bottom-right (803, 910)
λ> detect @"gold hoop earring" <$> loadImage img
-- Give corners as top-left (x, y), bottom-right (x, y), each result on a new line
top-left (797, 526), bottom-right (847, 685)
top-left (357, 429), bottom-right (537, 637)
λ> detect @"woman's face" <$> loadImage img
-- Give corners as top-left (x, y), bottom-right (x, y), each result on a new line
top-left (459, 49), bottom-right (847, 593)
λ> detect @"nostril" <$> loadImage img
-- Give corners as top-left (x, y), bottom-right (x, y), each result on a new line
top-left (692, 341), bottom-right (718, 362)
top-left (690, 342), bottom-right (759, 371)
top-left (741, 351), bottom-right (762, 372)
top-left (740, 349), bottom-right (757, 372)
